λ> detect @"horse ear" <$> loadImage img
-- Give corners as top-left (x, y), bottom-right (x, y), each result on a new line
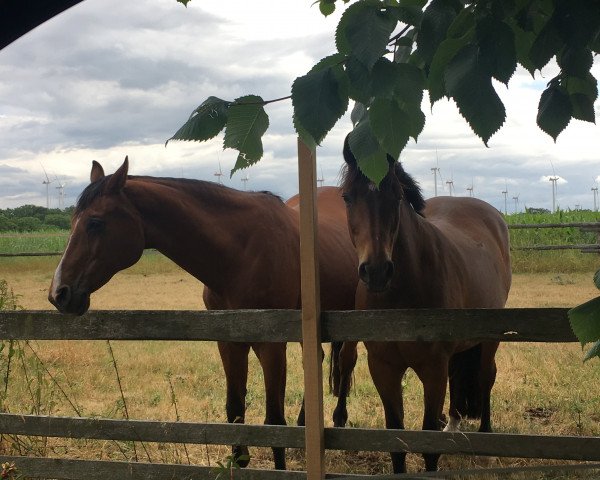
top-left (343, 135), bottom-right (357, 168)
top-left (106, 156), bottom-right (129, 193)
top-left (90, 161), bottom-right (105, 183)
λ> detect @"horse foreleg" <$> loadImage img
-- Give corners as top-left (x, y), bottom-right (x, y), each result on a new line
top-left (333, 341), bottom-right (358, 428)
top-left (415, 359), bottom-right (448, 472)
top-left (218, 341), bottom-right (251, 468)
top-left (366, 345), bottom-right (407, 474)
top-left (253, 342), bottom-right (288, 470)
top-left (296, 343), bottom-right (325, 427)
top-left (478, 342), bottom-right (499, 433)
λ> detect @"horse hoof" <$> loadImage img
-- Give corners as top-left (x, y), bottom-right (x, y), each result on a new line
top-left (332, 407), bottom-right (348, 428)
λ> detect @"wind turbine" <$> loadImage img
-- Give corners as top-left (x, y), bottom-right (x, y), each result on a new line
top-left (55, 176), bottom-right (66, 210)
top-left (317, 167), bottom-right (324, 188)
top-left (431, 150), bottom-right (441, 197)
top-left (512, 194), bottom-right (520, 214)
top-left (445, 167), bottom-right (454, 196)
top-left (466, 178), bottom-right (474, 197)
top-left (501, 182), bottom-right (508, 215)
top-left (214, 162), bottom-right (224, 184)
top-left (41, 164), bottom-right (54, 208)
top-left (241, 173), bottom-right (249, 191)
top-left (548, 158), bottom-right (560, 213)
top-left (592, 180), bottom-right (598, 212)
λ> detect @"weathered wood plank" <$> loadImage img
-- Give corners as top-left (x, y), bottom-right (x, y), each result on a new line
top-left (3, 414), bottom-right (600, 463)
top-left (331, 462), bottom-right (600, 479)
top-left (0, 413), bottom-right (304, 448)
top-left (0, 308), bottom-right (577, 343)
top-left (325, 428), bottom-right (600, 461)
top-left (0, 310), bottom-right (302, 342)
top-left (0, 456), bottom-right (306, 480)
top-left (320, 308), bottom-right (578, 342)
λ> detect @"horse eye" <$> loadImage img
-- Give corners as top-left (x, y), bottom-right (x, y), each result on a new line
top-left (342, 193), bottom-right (352, 205)
top-left (86, 217), bottom-right (105, 233)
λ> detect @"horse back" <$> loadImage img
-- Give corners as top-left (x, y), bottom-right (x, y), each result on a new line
top-left (287, 187), bottom-right (358, 311)
top-left (424, 196), bottom-right (511, 307)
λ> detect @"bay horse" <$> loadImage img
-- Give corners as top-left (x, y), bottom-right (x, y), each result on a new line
top-left (48, 157), bottom-right (358, 470)
top-left (340, 139), bottom-right (511, 473)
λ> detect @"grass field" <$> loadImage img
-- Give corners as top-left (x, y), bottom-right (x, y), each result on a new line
top-left (1, 253), bottom-right (600, 477)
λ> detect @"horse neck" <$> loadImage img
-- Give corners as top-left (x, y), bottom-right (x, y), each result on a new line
top-left (390, 200), bottom-right (449, 305)
top-left (125, 179), bottom-right (299, 295)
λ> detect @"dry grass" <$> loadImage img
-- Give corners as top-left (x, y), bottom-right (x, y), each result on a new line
top-left (1, 254), bottom-right (600, 477)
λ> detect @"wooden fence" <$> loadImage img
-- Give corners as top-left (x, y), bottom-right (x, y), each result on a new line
top-left (508, 222), bottom-right (600, 253)
top-left (1, 308), bottom-right (600, 479)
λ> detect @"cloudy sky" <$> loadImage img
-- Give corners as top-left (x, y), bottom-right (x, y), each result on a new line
top-left (0, 0), bottom-right (599, 213)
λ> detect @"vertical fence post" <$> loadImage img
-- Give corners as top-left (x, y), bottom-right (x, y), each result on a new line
top-left (297, 137), bottom-right (325, 480)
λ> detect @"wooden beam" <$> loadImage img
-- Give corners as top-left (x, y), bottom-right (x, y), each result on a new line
top-left (0, 456), bottom-right (306, 480)
top-left (297, 138), bottom-right (325, 480)
top-left (0, 308), bottom-right (578, 343)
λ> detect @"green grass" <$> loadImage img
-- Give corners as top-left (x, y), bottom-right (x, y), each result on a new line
top-left (0, 230), bottom-right (69, 254)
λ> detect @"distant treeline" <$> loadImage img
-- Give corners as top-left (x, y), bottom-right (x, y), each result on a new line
top-left (0, 205), bottom-right (73, 232)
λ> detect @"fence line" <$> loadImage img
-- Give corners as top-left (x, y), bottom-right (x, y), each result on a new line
top-left (0, 308), bottom-right (596, 479)
top-left (0, 308), bottom-right (578, 342)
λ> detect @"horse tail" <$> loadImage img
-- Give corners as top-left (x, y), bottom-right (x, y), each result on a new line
top-left (329, 341), bottom-right (343, 396)
top-left (449, 344), bottom-right (483, 419)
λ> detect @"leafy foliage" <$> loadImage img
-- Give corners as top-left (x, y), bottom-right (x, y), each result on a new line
top-left (171, 0), bottom-right (599, 180)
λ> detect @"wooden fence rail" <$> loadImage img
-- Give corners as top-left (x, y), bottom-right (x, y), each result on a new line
top-left (0, 308), bottom-right (578, 342)
top-left (0, 308), bottom-right (596, 480)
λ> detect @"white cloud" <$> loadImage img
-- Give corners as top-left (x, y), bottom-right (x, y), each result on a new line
top-left (0, 0), bottom-right (599, 212)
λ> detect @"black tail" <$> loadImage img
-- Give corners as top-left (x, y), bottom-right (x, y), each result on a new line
top-left (329, 341), bottom-right (344, 396)
top-left (449, 344), bottom-right (483, 419)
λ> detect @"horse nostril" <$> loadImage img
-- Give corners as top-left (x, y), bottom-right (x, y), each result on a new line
top-left (55, 285), bottom-right (71, 307)
top-left (384, 260), bottom-right (394, 280)
top-left (358, 263), bottom-right (369, 284)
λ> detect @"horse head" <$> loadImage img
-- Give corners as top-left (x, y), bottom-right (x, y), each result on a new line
top-left (341, 136), bottom-right (425, 292)
top-left (48, 157), bottom-right (145, 315)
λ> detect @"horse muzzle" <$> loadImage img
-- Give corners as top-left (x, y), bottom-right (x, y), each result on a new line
top-left (48, 285), bottom-right (90, 316)
top-left (358, 260), bottom-right (394, 293)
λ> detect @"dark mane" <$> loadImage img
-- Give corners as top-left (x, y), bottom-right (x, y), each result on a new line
top-left (341, 148), bottom-right (426, 216)
top-left (75, 175), bottom-right (283, 215)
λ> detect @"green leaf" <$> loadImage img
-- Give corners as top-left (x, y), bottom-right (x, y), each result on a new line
top-left (371, 57), bottom-right (399, 98)
top-left (509, 19), bottom-right (536, 75)
top-left (176, 0), bottom-right (191, 6)
top-left (558, 47), bottom-right (594, 78)
top-left (166, 96), bottom-right (229, 146)
top-left (292, 65), bottom-right (349, 145)
top-left (446, 7), bottom-right (475, 39)
top-left (594, 269), bottom-right (600, 290)
top-left (568, 296), bottom-right (600, 346)
top-left (320, 0), bottom-right (336, 16)
top-left (390, 3), bottom-right (423, 26)
top-left (529, 23), bottom-right (562, 70)
top-left (401, 101), bottom-right (426, 141)
top-left (427, 28), bottom-right (474, 105)
top-left (310, 53), bottom-right (347, 73)
top-left (536, 85), bottom-right (572, 141)
top-left (476, 16), bottom-right (517, 84)
top-left (223, 95), bottom-right (269, 174)
top-left (570, 93), bottom-right (595, 123)
top-left (351, 102), bottom-right (368, 126)
top-left (564, 73), bottom-right (598, 101)
top-left (416, 0), bottom-right (460, 67)
top-left (392, 63), bottom-right (425, 106)
top-left (369, 97), bottom-right (411, 158)
top-left (346, 56), bottom-right (373, 103)
top-left (444, 45), bottom-right (506, 146)
top-left (336, 0), bottom-right (397, 69)
top-left (347, 118), bottom-right (391, 186)
top-left (393, 29), bottom-right (416, 64)
top-left (583, 340), bottom-right (600, 362)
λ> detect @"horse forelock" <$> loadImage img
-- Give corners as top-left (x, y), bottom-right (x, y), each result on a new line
top-left (340, 162), bottom-right (426, 216)
top-left (75, 176), bottom-right (111, 215)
